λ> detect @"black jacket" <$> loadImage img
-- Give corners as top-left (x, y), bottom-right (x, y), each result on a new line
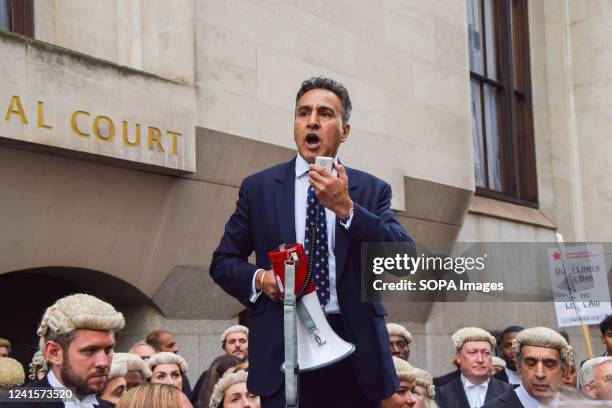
top-left (436, 376), bottom-right (513, 408)
top-left (434, 369), bottom-right (461, 387)
top-left (482, 387), bottom-right (524, 408)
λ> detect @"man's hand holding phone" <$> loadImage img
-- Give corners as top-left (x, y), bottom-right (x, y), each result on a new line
top-left (309, 156), bottom-right (354, 220)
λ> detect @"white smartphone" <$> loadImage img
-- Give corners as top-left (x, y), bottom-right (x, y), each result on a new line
top-left (315, 156), bottom-right (334, 174)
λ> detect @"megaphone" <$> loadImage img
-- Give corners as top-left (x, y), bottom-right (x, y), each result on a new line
top-left (269, 243), bottom-right (355, 371)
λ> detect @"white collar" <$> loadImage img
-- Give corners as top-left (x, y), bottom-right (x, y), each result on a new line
top-left (461, 373), bottom-right (489, 388)
top-left (47, 370), bottom-right (100, 406)
top-left (515, 384), bottom-right (559, 408)
top-left (294, 154), bottom-right (338, 178)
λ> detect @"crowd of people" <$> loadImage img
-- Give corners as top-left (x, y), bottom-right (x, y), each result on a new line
top-left (0, 293), bottom-right (611, 407)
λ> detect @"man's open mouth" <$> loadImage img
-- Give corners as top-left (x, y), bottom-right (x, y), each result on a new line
top-left (306, 134), bottom-right (320, 149)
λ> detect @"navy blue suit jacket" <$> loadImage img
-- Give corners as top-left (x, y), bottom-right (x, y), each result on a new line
top-left (210, 157), bottom-right (415, 399)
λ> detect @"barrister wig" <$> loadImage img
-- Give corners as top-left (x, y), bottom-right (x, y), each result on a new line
top-left (0, 357), bottom-right (25, 386)
top-left (108, 360), bottom-right (128, 380)
top-left (0, 337), bottom-right (11, 353)
top-left (220, 325), bottom-right (249, 347)
top-left (452, 327), bottom-right (496, 350)
top-left (148, 351), bottom-right (188, 374)
top-left (511, 327), bottom-right (574, 366)
top-left (492, 356), bottom-right (507, 369)
top-left (36, 293), bottom-right (125, 349)
top-left (387, 323), bottom-right (413, 344)
top-left (393, 356), bottom-right (416, 383)
top-left (28, 350), bottom-right (48, 380)
top-left (413, 367), bottom-right (436, 399)
top-left (209, 370), bottom-right (248, 408)
top-left (113, 352), bottom-right (152, 379)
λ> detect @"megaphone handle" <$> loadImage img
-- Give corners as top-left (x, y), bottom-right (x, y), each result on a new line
top-left (283, 262), bottom-right (299, 407)
top-left (296, 301), bottom-right (326, 346)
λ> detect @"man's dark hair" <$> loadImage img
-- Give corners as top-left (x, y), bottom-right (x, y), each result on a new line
top-left (45, 330), bottom-right (76, 352)
top-left (600, 314), bottom-right (612, 335)
top-left (295, 76), bottom-right (352, 124)
top-left (146, 330), bottom-right (171, 351)
top-left (501, 326), bottom-right (524, 337)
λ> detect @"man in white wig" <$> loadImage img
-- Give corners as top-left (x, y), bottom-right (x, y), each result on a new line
top-left (483, 327), bottom-right (574, 408)
top-left (579, 356), bottom-right (612, 400)
top-left (191, 325), bottom-right (249, 404)
top-left (436, 327), bottom-right (512, 408)
top-left (387, 323), bottom-right (412, 361)
top-left (4, 293), bottom-right (124, 408)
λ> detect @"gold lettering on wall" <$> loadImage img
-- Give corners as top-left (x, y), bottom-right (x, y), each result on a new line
top-left (147, 127), bottom-right (165, 153)
top-left (5, 95), bottom-right (28, 124)
top-left (122, 121), bottom-right (140, 147)
top-left (167, 131), bottom-right (182, 155)
top-left (37, 101), bottom-right (53, 129)
top-left (93, 115), bottom-right (115, 142)
top-left (71, 110), bottom-right (90, 138)
top-left (3, 94), bottom-right (187, 165)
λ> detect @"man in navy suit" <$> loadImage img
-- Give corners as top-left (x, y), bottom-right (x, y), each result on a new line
top-left (210, 76), bottom-right (415, 407)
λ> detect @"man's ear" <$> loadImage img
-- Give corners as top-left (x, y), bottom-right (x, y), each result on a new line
top-left (584, 382), bottom-right (598, 399)
top-left (340, 122), bottom-right (350, 143)
top-left (44, 341), bottom-right (64, 367)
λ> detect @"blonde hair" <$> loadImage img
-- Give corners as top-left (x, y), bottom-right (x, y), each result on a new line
top-left (118, 383), bottom-right (181, 408)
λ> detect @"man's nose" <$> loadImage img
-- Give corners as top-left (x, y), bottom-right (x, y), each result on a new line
top-left (307, 110), bottom-right (320, 128)
top-left (534, 362), bottom-right (545, 378)
top-left (94, 352), bottom-right (111, 368)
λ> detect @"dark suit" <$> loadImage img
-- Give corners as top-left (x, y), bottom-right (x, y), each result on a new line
top-left (435, 376), bottom-right (513, 408)
top-left (434, 369), bottom-right (461, 387)
top-left (0, 375), bottom-right (114, 408)
top-left (210, 157), bottom-right (414, 405)
top-left (482, 387), bottom-right (523, 408)
top-left (493, 369), bottom-right (508, 383)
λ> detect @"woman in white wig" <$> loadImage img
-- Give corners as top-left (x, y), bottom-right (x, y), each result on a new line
top-left (382, 356), bottom-right (417, 408)
top-left (209, 370), bottom-right (259, 408)
top-left (411, 367), bottom-right (438, 408)
top-left (99, 360), bottom-right (128, 406)
top-left (113, 352), bottom-right (152, 390)
top-left (148, 352), bottom-right (189, 391)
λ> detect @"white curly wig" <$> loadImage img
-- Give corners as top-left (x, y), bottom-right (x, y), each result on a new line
top-left (209, 370), bottom-right (249, 408)
top-left (36, 293), bottom-right (125, 349)
top-left (511, 327), bottom-right (573, 367)
top-left (147, 352), bottom-right (188, 374)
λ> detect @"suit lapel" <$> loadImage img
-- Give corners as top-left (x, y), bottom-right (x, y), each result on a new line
top-left (274, 158), bottom-right (296, 246)
top-left (485, 379), bottom-right (498, 402)
top-left (334, 167), bottom-right (359, 283)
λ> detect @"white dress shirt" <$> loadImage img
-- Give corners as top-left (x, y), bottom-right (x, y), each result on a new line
top-left (515, 384), bottom-right (559, 408)
top-left (505, 367), bottom-right (521, 385)
top-left (250, 155), bottom-right (353, 314)
top-left (461, 374), bottom-right (490, 408)
top-left (47, 370), bottom-right (100, 407)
